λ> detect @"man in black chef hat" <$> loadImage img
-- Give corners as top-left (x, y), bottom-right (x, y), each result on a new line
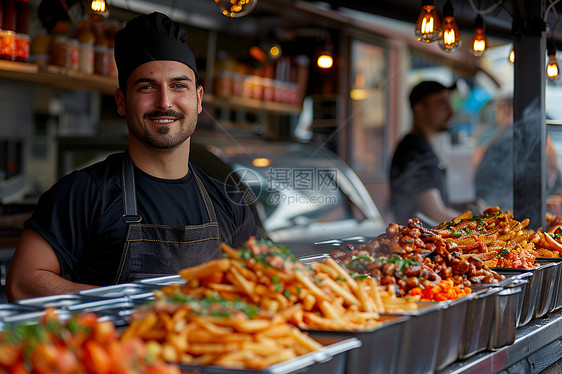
top-left (7, 12), bottom-right (261, 301)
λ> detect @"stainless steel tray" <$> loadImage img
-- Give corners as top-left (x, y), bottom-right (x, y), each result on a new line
top-left (488, 278), bottom-right (528, 350)
top-left (0, 308), bottom-right (72, 329)
top-left (15, 293), bottom-right (111, 310)
top-left (384, 301), bottom-right (446, 374)
top-left (435, 293), bottom-right (473, 371)
top-left (306, 315), bottom-right (410, 374)
top-left (535, 257), bottom-right (562, 311)
top-left (494, 262), bottom-right (557, 324)
top-left (78, 283), bottom-right (158, 301)
top-left (177, 335), bottom-right (361, 374)
top-left (135, 274), bottom-right (186, 286)
top-left (458, 287), bottom-right (501, 360)
top-left (67, 297), bottom-right (147, 327)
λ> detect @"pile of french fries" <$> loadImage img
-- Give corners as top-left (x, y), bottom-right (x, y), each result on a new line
top-left (122, 297), bottom-right (322, 369)
top-left (122, 238), bottom-right (419, 370)
top-left (435, 206), bottom-right (562, 267)
top-left (159, 240), bottom-right (418, 331)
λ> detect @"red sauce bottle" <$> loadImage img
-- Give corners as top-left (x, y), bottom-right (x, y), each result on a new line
top-left (15, 0), bottom-right (28, 34)
top-left (3, 0), bottom-right (16, 32)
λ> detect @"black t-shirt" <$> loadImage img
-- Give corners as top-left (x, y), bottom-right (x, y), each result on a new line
top-left (389, 133), bottom-right (448, 224)
top-left (24, 152), bottom-right (260, 285)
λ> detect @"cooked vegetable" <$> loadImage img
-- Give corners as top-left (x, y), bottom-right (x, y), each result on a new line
top-left (0, 308), bottom-right (180, 374)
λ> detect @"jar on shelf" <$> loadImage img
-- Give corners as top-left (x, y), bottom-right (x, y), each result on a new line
top-left (51, 35), bottom-right (79, 70)
top-left (15, 33), bottom-right (29, 62)
top-left (94, 35), bottom-right (110, 76)
top-left (0, 30), bottom-right (17, 61)
top-left (30, 32), bottom-right (50, 68)
top-left (77, 21), bottom-right (95, 74)
top-left (214, 70), bottom-right (233, 97)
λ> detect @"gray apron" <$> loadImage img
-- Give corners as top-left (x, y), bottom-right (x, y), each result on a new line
top-left (114, 152), bottom-right (221, 283)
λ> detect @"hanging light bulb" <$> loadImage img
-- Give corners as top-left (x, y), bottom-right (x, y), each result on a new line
top-left (439, 0), bottom-right (461, 52)
top-left (471, 15), bottom-right (487, 56)
top-left (91, 0), bottom-right (106, 13)
top-left (317, 40), bottom-right (334, 69)
top-left (215, 0), bottom-right (258, 18)
top-left (415, 0), bottom-right (441, 43)
top-left (509, 48), bottom-right (515, 63)
top-left (317, 50), bottom-right (333, 69)
top-left (547, 41), bottom-right (560, 81)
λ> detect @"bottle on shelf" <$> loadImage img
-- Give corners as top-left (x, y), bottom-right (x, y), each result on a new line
top-left (76, 21), bottom-right (95, 74)
top-left (1, 0), bottom-right (17, 61)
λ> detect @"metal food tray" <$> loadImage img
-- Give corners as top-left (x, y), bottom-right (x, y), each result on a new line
top-left (494, 262), bottom-right (558, 324)
top-left (535, 257), bottom-right (562, 311)
top-left (135, 274), bottom-right (187, 286)
top-left (15, 293), bottom-right (115, 310)
top-left (177, 335), bottom-right (361, 374)
top-left (78, 283), bottom-right (159, 301)
top-left (0, 308), bottom-right (72, 329)
top-left (384, 301), bottom-right (446, 374)
top-left (488, 278), bottom-right (528, 350)
top-left (306, 315), bottom-right (410, 374)
top-left (66, 297), bottom-right (148, 327)
top-left (458, 287), bottom-right (501, 360)
top-left (434, 293), bottom-right (474, 371)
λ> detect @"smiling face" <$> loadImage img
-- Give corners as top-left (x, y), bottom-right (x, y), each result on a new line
top-left (115, 60), bottom-right (203, 151)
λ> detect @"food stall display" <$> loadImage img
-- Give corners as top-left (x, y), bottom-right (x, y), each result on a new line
top-left (0, 308), bottom-right (180, 373)
top-left (0, 206), bottom-right (562, 373)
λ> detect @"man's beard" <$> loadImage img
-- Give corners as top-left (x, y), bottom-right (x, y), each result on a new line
top-left (134, 109), bottom-right (197, 149)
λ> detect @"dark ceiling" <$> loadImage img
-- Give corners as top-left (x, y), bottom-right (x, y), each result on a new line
top-left (109, 0), bottom-right (562, 47)
top-left (301, 0), bottom-right (562, 45)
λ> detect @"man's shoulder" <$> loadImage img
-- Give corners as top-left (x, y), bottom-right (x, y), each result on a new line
top-left (55, 152), bottom-right (123, 192)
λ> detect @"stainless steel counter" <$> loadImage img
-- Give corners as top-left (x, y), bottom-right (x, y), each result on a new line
top-left (439, 308), bottom-right (562, 374)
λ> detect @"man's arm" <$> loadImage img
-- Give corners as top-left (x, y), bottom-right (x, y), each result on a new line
top-left (417, 188), bottom-right (460, 224)
top-left (6, 228), bottom-right (95, 301)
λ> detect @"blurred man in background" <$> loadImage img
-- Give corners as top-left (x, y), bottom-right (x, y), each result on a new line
top-left (390, 81), bottom-right (461, 226)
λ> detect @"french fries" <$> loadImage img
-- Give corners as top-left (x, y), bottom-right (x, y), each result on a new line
top-left (122, 296), bottom-right (322, 370)
top-left (162, 239), bottom-right (418, 331)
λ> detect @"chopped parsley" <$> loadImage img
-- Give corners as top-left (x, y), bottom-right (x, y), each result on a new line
top-left (376, 256), bottom-right (419, 272)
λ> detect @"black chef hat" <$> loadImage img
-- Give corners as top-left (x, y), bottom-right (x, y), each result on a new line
top-left (409, 80), bottom-right (457, 107)
top-left (114, 12), bottom-right (198, 90)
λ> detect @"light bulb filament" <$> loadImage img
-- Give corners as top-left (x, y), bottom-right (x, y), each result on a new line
top-left (443, 29), bottom-right (456, 46)
top-left (548, 63), bottom-right (559, 78)
top-left (91, 0), bottom-right (106, 12)
top-left (421, 16), bottom-right (434, 34)
top-left (473, 39), bottom-right (485, 52)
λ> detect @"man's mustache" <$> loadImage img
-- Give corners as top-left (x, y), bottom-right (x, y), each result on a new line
top-left (144, 110), bottom-right (185, 119)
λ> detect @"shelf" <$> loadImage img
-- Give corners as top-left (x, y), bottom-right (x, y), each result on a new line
top-left (206, 94), bottom-right (302, 115)
top-left (0, 60), bottom-right (303, 114)
top-left (0, 60), bottom-right (118, 95)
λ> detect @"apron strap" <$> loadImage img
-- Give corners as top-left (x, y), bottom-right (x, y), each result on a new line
top-left (121, 151), bottom-right (142, 223)
top-left (191, 165), bottom-right (219, 223)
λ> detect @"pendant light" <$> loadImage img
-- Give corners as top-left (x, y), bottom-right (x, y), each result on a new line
top-left (415, 0), bottom-right (441, 43)
top-left (439, 0), bottom-right (461, 52)
top-left (317, 40), bottom-right (334, 69)
top-left (215, 0), bottom-right (258, 18)
top-left (91, 0), bottom-right (106, 13)
top-left (547, 41), bottom-right (560, 81)
top-left (471, 15), bottom-right (487, 56)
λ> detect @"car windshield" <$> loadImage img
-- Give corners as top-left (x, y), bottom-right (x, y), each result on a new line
top-left (233, 163), bottom-right (357, 233)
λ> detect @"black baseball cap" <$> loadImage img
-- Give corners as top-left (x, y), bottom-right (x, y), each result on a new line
top-left (409, 80), bottom-right (457, 107)
top-left (114, 12), bottom-right (199, 91)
